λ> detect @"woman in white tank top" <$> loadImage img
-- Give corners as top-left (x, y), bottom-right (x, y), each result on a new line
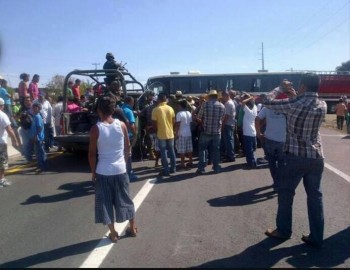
top-left (88, 96), bottom-right (138, 242)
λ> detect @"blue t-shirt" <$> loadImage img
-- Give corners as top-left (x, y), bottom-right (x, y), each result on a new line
top-left (0, 87), bottom-right (11, 105)
top-left (122, 104), bottom-right (135, 139)
top-left (32, 113), bottom-right (45, 141)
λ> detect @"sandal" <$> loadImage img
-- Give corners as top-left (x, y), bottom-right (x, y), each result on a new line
top-left (108, 232), bottom-right (121, 243)
top-left (125, 227), bottom-right (138, 237)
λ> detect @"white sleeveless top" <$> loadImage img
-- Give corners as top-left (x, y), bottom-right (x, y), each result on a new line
top-left (96, 119), bottom-right (126, 175)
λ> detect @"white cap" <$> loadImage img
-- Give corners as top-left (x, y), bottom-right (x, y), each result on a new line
top-left (0, 75), bottom-right (3, 80)
top-left (175, 90), bottom-right (182, 97)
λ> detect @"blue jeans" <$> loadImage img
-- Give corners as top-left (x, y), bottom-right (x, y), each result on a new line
top-left (198, 133), bottom-right (221, 172)
top-left (35, 140), bottom-right (47, 170)
top-left (276, 155), bottom-right (324, 245)
top-left (243, 135), bottom-right (256, 166)
top-left (264, 138), bottom-right (285, 190)
top-left (126, 154), bottom-right (138, 180)
top-left (222, 125), bottom-right (235, 160)
top-left (158, 138), bottom-right (176, 174)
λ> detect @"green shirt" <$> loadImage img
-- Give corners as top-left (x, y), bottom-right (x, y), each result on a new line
top-left (237, 108), bottom-right (245, 127)
top-left (67, 87), bottom-right (73, 98)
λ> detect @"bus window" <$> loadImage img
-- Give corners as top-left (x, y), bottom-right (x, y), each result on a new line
top-left (146, 81), bottom-right (165, 96)
top-left (208, 80), bottom-right (214, 91)
top-left (170, 78), bottom-right (191, 94)
top-left (190, 78), bottom-right (204, 94)
top-left (254, 78), bottom-right (261, 92)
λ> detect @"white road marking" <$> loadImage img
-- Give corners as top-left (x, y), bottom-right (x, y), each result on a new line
top-left (321, 134), bottom-right (348, 137)
top-left (79, 155), bottom-right (350, 267)
top-left (325, 163), bottom-right (350, 183)
top-left (80, 178), bottom-right (158, 268)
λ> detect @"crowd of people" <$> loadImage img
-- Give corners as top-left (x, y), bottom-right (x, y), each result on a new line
top-left (116, 73), bottom-right (344, 248)
top-left (0, 74), bottom-right (50, 176)
top-left (137, 82), bottom-right (296, 176)
top-left (1, 65), bottom-right (348, 247)
top-left (0, 72), bottom-right (97, 179)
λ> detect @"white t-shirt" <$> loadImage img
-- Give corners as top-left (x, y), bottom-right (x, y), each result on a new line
top-left (243, 105), bottom-right (257, 137)
top-left (224, 99), bottom-right (236, 126)
top-left (0, 110), bottom-right (10, 144)
top-left (258, 107), bottom-right (286, 142)
top-left (52, 101), bottom-right (64, 127)
top-left (176, 110), bottom-right (192, 137)
top-left (39, 100), bottom-right (52, 125)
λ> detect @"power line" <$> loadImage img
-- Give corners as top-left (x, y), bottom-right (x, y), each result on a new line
top-left (293, 16), bottom-right (349, 55)
top-left (267, 0), bottom-right (349, 57)
top-left (267, 0), bottom-right (338, 50)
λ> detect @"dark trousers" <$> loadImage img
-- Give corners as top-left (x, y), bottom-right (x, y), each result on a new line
top-left (44, 124), bottom-right (54, 151)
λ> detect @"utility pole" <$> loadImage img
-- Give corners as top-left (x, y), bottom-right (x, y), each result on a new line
top-left (92, 63), bottom-right (100, 70)
top-left (258, 42), bottom-right (268, 72)
top-left (92, 63), bottom-right (100, 80)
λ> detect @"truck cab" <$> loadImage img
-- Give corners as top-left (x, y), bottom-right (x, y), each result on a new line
top-left (55, 68), bottom-right (144, 153)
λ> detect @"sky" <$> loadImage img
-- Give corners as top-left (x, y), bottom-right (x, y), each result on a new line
top-left (0, 0), bottom-right (349, 88)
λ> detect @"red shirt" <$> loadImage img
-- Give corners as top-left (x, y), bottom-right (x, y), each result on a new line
top-left (72, 84), bottom-right (80, 99)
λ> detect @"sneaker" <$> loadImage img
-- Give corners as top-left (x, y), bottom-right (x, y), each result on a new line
top-left (0, 178), bottom-right (12, 187)
top-left (129, 174), bottom-right (138, 181)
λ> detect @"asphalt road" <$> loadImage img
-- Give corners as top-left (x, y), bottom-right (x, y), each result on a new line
top-left (0, 126), bottom-right (349, 268)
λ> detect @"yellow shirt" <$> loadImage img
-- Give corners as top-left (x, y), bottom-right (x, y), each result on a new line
top-left (152, 102), bottom-right (175, 139)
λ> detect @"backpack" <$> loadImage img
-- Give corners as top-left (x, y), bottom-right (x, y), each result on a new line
top-left (20, 111), bottom-right (33, 130)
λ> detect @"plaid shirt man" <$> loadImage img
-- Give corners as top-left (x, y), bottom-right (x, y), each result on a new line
top-left (198, 99), bottom-right (225, 135)
top-left (263, 91), bottom-right (327, 159)
top-left (263, 74), bottom-right (327, 247)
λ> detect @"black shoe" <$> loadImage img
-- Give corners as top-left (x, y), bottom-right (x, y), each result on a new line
top-left (265, 228), bottom-right (290, 239)
top-left (301, 235), bottom-right (323, 248)
top-left (196, 169), bottom-right (205, 174)
top-left (223, 158), bottom-right (235, 163)
top-left (158, 171), bottom-right (170, 177)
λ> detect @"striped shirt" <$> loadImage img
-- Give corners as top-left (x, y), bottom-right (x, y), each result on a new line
top-left (263, 92), bottom-right (327, 159)
top-left (198, 99), bottom-right (225, 135)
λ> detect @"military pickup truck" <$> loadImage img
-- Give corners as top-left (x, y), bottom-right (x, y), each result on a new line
top-left (54, 68), bottom-right (145, 154)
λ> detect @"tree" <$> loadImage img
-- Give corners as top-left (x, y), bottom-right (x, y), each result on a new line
top-left (46, 74), bottom-right (65, 98)
top-left (45, 75), bottom-right (94, 100)
top-left (336, 60), bottom-right (350, 72)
